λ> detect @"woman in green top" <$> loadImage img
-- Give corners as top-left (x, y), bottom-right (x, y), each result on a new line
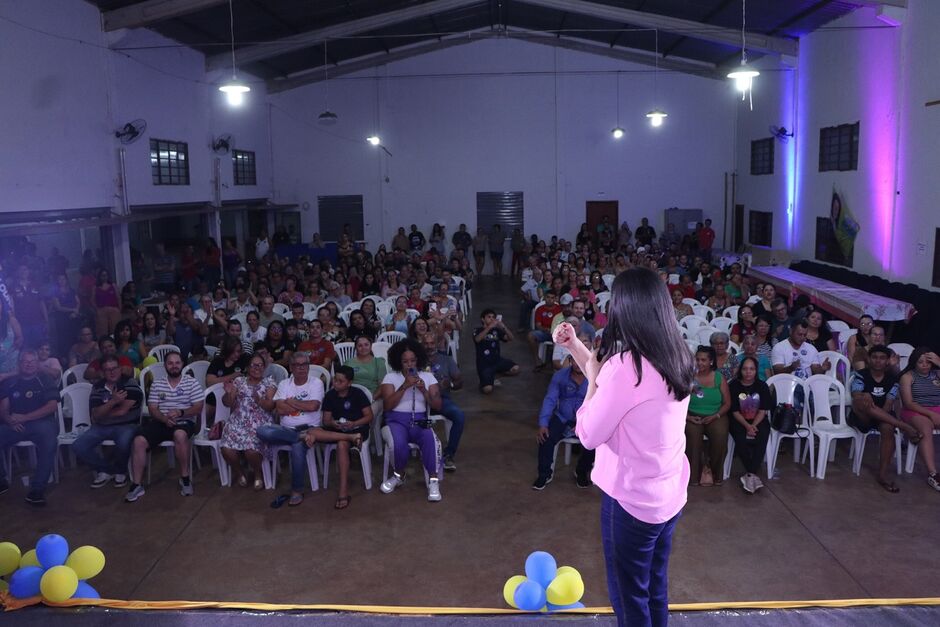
top-left (686, 346), bottom-right (731, 486)
top-left (346, 335), bottom-right (387, 400)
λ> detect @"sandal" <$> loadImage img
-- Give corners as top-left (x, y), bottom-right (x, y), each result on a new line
top-left (335, 495), bottom-right (351, 510)
top-left (288, 493), bottom-right (303, 507)
top-left (908, 430), bottom-right (924, 445)
top-left (877, 479), bottom-right (900, 493)
top-left (352, 434), bottom-right (363, 449)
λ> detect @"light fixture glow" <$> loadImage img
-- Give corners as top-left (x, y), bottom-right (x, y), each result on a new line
top-left (611, 127), bottom-right (625, 140)
top-left (219, 0), bottom-right (249, 107)
top-left (646, 109), bottom-right (668, 127)
top-left (728, 65), bottom-right (760, 93)
top-left (366, 135), bottom-right (381, 146)
top-left (219, 81), bottom-right (250, 106)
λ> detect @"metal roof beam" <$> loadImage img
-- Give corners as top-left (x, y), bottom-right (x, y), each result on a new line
top-left (102, 0), bottom-right (226, 32)
top-left (518, 0), bottom-right (799, 57)
top-left (207, 0), bottom-right (481, 71)
top-left (847, 1), bottom-right (906, 7)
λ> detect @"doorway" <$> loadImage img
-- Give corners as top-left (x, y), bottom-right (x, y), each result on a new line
top-left (585, 201), bottom-right (618, 242)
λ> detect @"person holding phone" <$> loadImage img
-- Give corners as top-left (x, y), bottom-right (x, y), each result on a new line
top-left (379, 339), bottom-right (443, 501)
top-left (553, 267), bottom-right (694, 627)
top-left (473, 309), bottom-right (520, 394)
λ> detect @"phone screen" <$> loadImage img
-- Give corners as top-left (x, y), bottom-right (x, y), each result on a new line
top-left (496, 314), bottom-right (503, 321)
top-left (429, 302), bottom-right (438, 312)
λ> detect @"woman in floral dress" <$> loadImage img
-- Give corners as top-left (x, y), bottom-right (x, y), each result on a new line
top-left (220, 353), bottom-right (277, 489)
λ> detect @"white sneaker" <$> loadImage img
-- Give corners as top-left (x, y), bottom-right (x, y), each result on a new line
top-left (113, 474), bottom-right (128, 488)
top-left (427, 477), bottom-right (442, 502)
top-left (380, 472), bottom-right (404, 494)
top-left (740, 474), bottom-right (755, 494)
top-left (125, 485), bottom-right (146, 503)
top-left (90, 472), bottom-right (112, 489)
top-left (751, 475), bottom-right (764, 492)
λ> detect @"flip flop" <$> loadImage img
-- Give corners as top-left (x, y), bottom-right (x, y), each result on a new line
top-left (288, 493), bottom-right (303, 507)
top-left (270, 494), bottom-right (289, 509)
top-left (335, 495), bottom-right (351, 510)
top-left (877, 479), bottom-right (900, 493)
top-left (908, 431), bottom-right (924, 445)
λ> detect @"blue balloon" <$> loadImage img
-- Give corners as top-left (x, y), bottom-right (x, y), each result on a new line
top-left (524, 551), bottom-right (557, 587)
top-left (513, 579), bottom-right (547, 612)
top-left (36, 534), bottom-right (69, 568)
top-left (72, 581), bottom-right (100, 600)
top-left (9, 566), bottom-right (44, 598)
top-left (548, 601), bottom-right (586, 612)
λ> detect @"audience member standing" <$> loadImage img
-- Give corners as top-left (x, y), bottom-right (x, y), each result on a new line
top-left (635, 217), bottom-right (657, 247)
top-left (11, 265), bottom-right (47, 349)
top-left (489, 224), bottom-right (504, 276)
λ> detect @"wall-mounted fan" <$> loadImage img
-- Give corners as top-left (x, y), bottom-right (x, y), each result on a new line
top-left (114, 119), bottom-right (147, 144)
top-left (212, 134), bottom-right (233, 154)
top-left (770, 125), bottom-right (794, 143)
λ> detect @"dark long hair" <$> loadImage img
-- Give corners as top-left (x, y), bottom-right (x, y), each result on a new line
top-left (598, 267), bottom-right (695, 400)
top-left (902, 346), bottom-right (936, 377)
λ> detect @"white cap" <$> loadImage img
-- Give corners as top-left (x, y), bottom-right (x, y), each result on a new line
top-left (560, 294), bottom-right (574, 305)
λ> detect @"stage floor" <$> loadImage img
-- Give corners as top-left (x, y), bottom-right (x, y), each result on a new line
top-left (2, 276), bottom-right (939, 611)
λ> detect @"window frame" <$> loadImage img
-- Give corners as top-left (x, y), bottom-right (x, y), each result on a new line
top-left (232, 149), bottom-right (257, 186)
top-left (149, 138), bottom-right (190, 186)
top-left (818, 122), bottom-right (860, 172)
top-left (749, 138), bottom-right (775, 176)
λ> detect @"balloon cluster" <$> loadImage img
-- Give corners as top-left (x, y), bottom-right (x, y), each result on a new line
top-left (503, 551), bottom-right (585, 612)
top-left (0, 535), bottom-right (104, 603)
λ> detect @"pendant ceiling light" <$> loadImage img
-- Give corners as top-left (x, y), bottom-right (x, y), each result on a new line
top-left (611, 71), bottom-right (625, 139)
top-left (645, 30), bottom-right (668, 128)
top-left (219, 0), bottom-right (250, 106)
top-left (727, 0), bottom-right (759, 110)
top-left (318, 40), bottom-right (338, 125)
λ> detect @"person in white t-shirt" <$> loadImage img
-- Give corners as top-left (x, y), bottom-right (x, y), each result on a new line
top-left (771, 319), bottom-right (830, 380)
top-left (378, 339), bottom-right (443, 501)
top-left (255, 230), bottom-right (270, 261)
top-left (256, 352), bottom-right (324, 506)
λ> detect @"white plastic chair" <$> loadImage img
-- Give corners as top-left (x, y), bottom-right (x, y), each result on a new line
top-left (745, 295), bottom-right (761, 305)
top-left (838, 328), bottom-right (857, 356)
top-left (54, 383), bottom-right (94, 482)
top-left (230, 312), bottom-right (248, 327)
top-left (595, 292), bottom-right (611, 314)
top-left (61, 364), bottom-right (88, 388)
top-left (337, 310), bottom-right (352, 326)
top-left (376, 301), bottom-right (395, 320)
top-left (265, 363), bottom-right (289, 383)
top-left (602, 274), bottom-right (615, 290)
top-left (302, 302), bottom-right (318, 316)
top-left (272, 303), bottom-right (290, 317)
top-left (686, 339), bottom-right (699, 354)
top-left (692, 305), bottom-right (715, 321)
top-left (710, 318), bottom-right (734, 335)
top-left (204, 345), bottom-right (219, 360)
top-left (681, 298), bottom-right (700, 307)
top-left (147, 344), bottom-right (180, 362)
top-left (804, 375), bottom-right (854, 479)
top-left (727, 341), bottom-right (741, 355)
top-left (182, 361), bottom-right (210, 389)
top-left (827, 320), bottom-right (851, 335)
top-left (680, 315), bottom-right (710, 332)
top-left (321, 387), bottom-right (376, 491)
top-left (888, 343), bottom-right (915, 371)
top-left (310, 364), bottom-right (331, 389)
top-left (262, 444), bottom-right (320, 491)
top-left (334, 342), bottom-right (356, 365)
top-left (192, 383), bottom-right (230, 487)
top-left (723, 305), bottom-right (740, 321)
top-left (851, 425), bottom-right (902, 477)
top-left (378, 331), bottom-right (406, 345)
top-left (905, 429), bottom-right (940, 474)
top-left (371, 341), bottom-right (391, 363)
top-left (697, 327), bottom-right (717, 345)
top-left (766, 374), bottom-right (815, 479)
top-left (550, 437), bottom-right (580, 473)
top-left (702, 433), bottom-right (736, 481)
top-left (381, 425), bottom-right (443, 487)
top-left (668, 274), bottom-right (680, 284)
top-left (138, 363), bottom-right (167, 416)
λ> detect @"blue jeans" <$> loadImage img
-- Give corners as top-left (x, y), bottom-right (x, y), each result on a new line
top-left (0, 416), bottom-right (58, 494)
top-left (256, 424), bottom-right (309, 492)
top-left (438, 397), bottom-right (465, 458)
top-left (73, 423), bottom-right (137, 475)
top-left (601, 493), bottom-right (681, 627)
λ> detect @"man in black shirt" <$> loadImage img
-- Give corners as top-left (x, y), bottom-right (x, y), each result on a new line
top-left (635, 217), bottom-right (657, 247)
top-left (320, 366), bottom-right (373, 510)
top-left (0, 350), bottom-right (60, 506)
top-left (73, 355), bottom-right (144, 489)
top-left (408, 224), bottom-right (426, 252)
top-left (473, 309), bottom-right (520, 394)
top-left (451, 223), bottom-right (473, 253)
top-left (848, 345), bottom-right (917, 493)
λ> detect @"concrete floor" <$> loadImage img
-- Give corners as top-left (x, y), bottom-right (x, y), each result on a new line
top-left (2, 276), bottom-right (939, 609)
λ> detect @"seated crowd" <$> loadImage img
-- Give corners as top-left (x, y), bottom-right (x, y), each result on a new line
top-left (1, 218), bottom-right (938, 509)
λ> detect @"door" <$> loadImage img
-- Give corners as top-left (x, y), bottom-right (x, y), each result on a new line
top-left (586, 201), bottom-right (618, 241)
top-left (734, 204), bottom-right (745, 252)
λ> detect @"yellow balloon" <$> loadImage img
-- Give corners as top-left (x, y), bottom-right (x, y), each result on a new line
top-left (20, 549), bottom-right (41, 569)
top-left (0, 578), bottom-right (8, 593)
top-left (40, 566), bottom-right (79, 603)
top-left (65, 546), bottom-right (106, 581)
top-left (546, 572), bottom-right (585, 607)
top-left (0, 542), bottom-right (21, 576)
top-left (502, 575), bottom-right (527, 608)
top-left (556, 565), bottom-right (582, 580)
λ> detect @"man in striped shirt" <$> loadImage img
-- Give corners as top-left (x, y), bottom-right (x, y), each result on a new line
top-left (126, 351), bottom-right (204, 502)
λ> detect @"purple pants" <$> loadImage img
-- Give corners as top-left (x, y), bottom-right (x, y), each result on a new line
top-left (386, 410), bottom-right (440, 477)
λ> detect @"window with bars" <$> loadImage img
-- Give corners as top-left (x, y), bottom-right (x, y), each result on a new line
top-left (750, 138), bottom-right (774, 175)
top-left (232, 149), bottom-right (256, 186)
top-left (748, 210), bottom-right (773, 247)
top-left (818, 122), bottom-right (859, 172)
top-left (150, 139), bottom-right (190, 185)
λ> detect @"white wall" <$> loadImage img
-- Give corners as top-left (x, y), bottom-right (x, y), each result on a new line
top-left (270, 38), bottom-right (736, 248)
top-left (0, 0), bottom-right (272, 215)
top-left (734, 1), bottom-right (940, 289)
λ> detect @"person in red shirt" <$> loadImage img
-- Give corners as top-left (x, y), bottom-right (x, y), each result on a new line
top-left (296, 319), bottom-right (336, 371)
top-left (697, 218), bottom-right (716, 262)
top-left (84, 337), bottom-right (134, 382)
top-left (406, 286), bottom-right (426, 315)
top-left (528, 291), bottom-right (562, 371)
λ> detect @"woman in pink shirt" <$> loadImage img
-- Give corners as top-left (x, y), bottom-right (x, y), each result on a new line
top-left (554, 266), bottom-right (694, 627)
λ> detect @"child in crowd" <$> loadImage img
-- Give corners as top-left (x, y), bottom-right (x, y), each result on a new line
top-left (473, 308), bottom-right (520, 394)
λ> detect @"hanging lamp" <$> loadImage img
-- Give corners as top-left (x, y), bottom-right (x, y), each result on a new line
top-left (727, 0), bottom-right (759, 110)
top-left (219, 0), bottom-right (250, 106)
top-left (645, 30), bottom-right (668, 127)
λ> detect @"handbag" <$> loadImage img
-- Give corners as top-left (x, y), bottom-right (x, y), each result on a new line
top-left (208, 420), bottom-right (225, 441)
top-left (771, 404), bottom-right (799, 435)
